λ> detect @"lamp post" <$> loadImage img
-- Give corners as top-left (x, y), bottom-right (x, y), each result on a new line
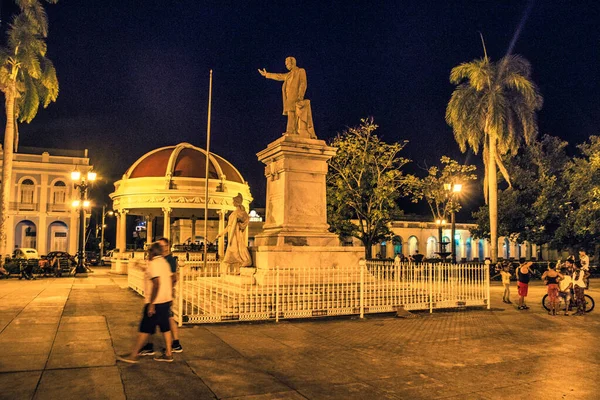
top-left (71, 170), bottom-right (96, 274)
top-left (444, 183), bottom-right (462, 264)
top-left (100, 205), bottom-right (114, 262)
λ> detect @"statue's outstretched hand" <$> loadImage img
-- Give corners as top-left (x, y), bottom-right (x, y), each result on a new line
top-left (258, 68), bottom-right (267, 77)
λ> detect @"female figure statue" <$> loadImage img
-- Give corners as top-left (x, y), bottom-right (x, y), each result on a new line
top-left (215, 193), bottom-right (252, 275)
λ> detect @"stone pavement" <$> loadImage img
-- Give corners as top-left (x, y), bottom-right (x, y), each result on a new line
top-left (0, 268), bottom-right (598, 400)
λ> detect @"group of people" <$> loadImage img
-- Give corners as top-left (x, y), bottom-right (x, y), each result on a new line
top-left (117, 237), bottom-right (183, 364)
top-left (496, 250), bottom-right (592, 316)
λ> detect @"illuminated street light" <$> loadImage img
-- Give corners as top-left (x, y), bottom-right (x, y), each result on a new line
top-left (99, 205), bottom-right (115, 262)
top-left (71, 170), bottom-right (96, 275)
top-left (446, 183), bottom-right (463, 264)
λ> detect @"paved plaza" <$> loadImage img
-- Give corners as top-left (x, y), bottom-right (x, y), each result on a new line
top-left (0, 268), bottom-right (598, 400)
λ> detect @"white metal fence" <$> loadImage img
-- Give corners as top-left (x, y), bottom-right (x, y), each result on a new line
top-left (141, 260), bottom-right (490, 325)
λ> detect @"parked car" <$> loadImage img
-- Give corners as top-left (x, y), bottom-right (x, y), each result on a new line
top-left (85, 251), bottom-right (99, 266)
top-left (38, 251), bottom-right (75, 277)
top-left (13, 248), bottom-right (39, 260)
top-left (100, 250), bottom-right (114, 266)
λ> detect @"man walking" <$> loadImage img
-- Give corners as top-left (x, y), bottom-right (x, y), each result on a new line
top-left (139, 238), bottom-right (183, 355)
top-left (117, 242), bottom-right (174, 363)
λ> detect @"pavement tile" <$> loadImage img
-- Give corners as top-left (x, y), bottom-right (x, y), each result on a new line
top-left (2, 340), bottom-right (53, 356)
top-left (119, 361), bottom-right (216, 400)
top-left (223, 390), bottom-right (308, 400)
top-left (46, 350), bottom-right (116, 369)
top-left (0, 371), bottom-right (42, 400)
top-left (34, 366), bottom-right (125, 400)
top-left (57, 321), bottom-right (108, 332)
top-left (60, 316), bottom-right (107, 324)
top-left (53, 329), bottom-right (110, 344)
top-left (0, 354), bottom-right (48, 372)
top-left (51, 338), bottom-right (113, 354)
top-left (188, 358), bottom-right (292, 399)
top-left (297, 382), bottom-right (401, 400)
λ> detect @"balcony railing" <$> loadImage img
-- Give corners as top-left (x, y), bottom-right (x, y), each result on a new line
top-left (10, 202), bottom-right (39, 211)
top-left (47, 203), bottom-right (70, 212)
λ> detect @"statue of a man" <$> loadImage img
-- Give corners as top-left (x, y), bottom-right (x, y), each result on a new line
top-left (258, 57), bottom-right (316, 138)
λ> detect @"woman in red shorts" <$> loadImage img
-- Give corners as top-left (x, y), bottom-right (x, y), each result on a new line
top-left (542, 267), bottom-right (564, 315)
top-left (516, 262), bottom-right (534, 310)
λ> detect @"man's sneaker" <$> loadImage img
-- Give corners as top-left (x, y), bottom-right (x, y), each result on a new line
top-left (138, 343), bottom-right (155, 356)
top-left (116, 354), bottom-right (139, 364)
top-left (153, 352), bottom-right (174, 362)
top-left (172, 343), bottom-right (183, 353)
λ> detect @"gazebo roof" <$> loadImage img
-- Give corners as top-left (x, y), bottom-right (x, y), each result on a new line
top-left (110, 143), bottom-right (252, 217)
top-left (126, 142), bottom-right (245, 183)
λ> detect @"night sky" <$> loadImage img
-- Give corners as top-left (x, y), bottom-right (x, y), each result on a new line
top-left (9, 1), bottom-right (600, 217)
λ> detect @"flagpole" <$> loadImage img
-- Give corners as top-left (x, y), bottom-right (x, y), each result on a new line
top-left (203, 70), bottom-right (213, 269)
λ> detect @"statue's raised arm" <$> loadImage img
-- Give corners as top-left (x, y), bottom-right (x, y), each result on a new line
top-left (258, 57), bottom-right (317, 139)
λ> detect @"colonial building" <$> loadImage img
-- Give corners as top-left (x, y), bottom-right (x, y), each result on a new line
top-left (0, 146), bottom-right (93, 256)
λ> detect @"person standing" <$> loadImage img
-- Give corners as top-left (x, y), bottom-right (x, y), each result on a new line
top-left (579, 250), bottom-right (591, 288)
top-left (558, 267), bottom-right (573, 316)
top-left (139, 238), bottom-right (183, 355)
top-left (572, 262), bottom-right (590, 316)
top-left (542, 266), bottom-right (563, 315)
top-left (117, 242), bottom-right (174, 363)
top-left (500, 264), bottom-right (512, 304)
top-left (516, 261), bottom-right (533, 310)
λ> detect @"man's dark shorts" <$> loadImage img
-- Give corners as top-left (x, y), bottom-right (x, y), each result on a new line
top-left (139, 302), bottom-right (171, 334)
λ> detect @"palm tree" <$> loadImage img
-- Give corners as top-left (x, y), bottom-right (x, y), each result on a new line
top-left (0, 1), bottom-right (58, 260)
top-left (446, 42), bottom-right (542, 262)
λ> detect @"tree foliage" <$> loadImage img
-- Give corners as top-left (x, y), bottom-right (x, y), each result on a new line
top-left (471, 135), bottom-right (600, 256)
top-left (409, 156), bottom-right (477, 222)
top-left (327, 118), bottom-right (411, 258)
top-left (0, 0), bottom-right (58, 262)
top-left (446, 47), bottom-right (543, 261)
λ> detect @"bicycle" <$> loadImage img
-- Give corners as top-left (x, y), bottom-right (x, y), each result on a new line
top-left (542, 292), bottom-right (595, 313)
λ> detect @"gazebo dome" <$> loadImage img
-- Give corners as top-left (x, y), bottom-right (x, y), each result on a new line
top-left (110, 142), bottom-right (252, 219)
top-left (126, 143), bottom-right (245, 183)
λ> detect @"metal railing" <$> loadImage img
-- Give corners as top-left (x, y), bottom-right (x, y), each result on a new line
top-left (10, 202), bottom-right (39, 211)
top-left (152, 260), bottom-right (489, 325)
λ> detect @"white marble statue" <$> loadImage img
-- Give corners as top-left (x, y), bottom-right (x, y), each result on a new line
top-left (215, 193), bottom-right (252, 275)
top-left (258, 57), bottom-right (317, 139)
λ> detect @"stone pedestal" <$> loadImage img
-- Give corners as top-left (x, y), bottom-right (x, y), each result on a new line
top-left (251, 134), bottom-right (365, 281)
top-left (255, 134), bottom-right (339, 247)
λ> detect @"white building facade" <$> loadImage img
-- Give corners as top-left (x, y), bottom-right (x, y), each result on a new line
top-left (1, 147), bottom-right (93, 257)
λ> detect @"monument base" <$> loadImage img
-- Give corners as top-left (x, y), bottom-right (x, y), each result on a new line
top-left (251, 245), bottom-right (364, 285)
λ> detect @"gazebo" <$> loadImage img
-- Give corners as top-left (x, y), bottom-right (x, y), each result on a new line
top-left (109, 142), bottom-right (252, 268)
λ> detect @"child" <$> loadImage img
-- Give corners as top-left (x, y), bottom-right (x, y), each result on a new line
top-left (500, 265), bottom-right (512, 304)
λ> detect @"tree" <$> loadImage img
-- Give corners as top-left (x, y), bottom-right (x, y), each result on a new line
top-left (327, 118), bottom-right (411, 258)
top-left (409, 156), bottom-right (477, 255)
top-left (555, 136), bottom-right (600, 255)
top-left (0, 0), bottom-right (59, 261)
top-left (470, 135), bottom-right (569, 258)
top-left (446, 41), bottom-right (543, 262)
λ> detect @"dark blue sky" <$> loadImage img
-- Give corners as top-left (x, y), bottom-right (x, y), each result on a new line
top-left (11, 1), bottom-right (600, 214)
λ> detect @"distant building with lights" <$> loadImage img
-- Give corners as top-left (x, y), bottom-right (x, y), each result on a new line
top-left (0, 146), bottom-right (93, 256)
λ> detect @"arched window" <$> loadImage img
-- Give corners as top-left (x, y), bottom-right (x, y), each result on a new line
top-left (20, 179), bottom-right (34, 204)
top-left (408, 236), bottom-right (418, 256)
top-left (53, 180), bottom-right (66, 204)
top-left (392, 236), bottom-right (403, 256)
top-left (426, 236), bottom-right (437, 258)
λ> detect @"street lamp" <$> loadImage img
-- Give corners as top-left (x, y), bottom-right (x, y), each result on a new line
top-left (71, 170), bottom-right (96, 274)
top-left (100, 205), bottom-right (114, 262)
top-left (444, 183), bottom-right (463, 264)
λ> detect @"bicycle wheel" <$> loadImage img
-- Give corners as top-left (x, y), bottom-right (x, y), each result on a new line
top-left (542, 294), bottom-right (550, 311)
top-left (584, 295), bottom-right (595, 313)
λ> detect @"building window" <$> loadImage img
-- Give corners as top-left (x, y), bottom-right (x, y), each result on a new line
top-left (20, 179), bottom-right (34, 204)
top-left (53, 180), bottom-right (66, 204)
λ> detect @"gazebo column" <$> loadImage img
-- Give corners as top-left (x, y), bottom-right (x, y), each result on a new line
top-left (217, 209), bottom-right (225, 257)
top-left (191, 215), bottom-right (197, 244)
top-left (162, 207), bottom-right (171, 242)
top-left (113, 209), bottom-right (129, 274)
top-left (146, 215), bottom-right (153, 247)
